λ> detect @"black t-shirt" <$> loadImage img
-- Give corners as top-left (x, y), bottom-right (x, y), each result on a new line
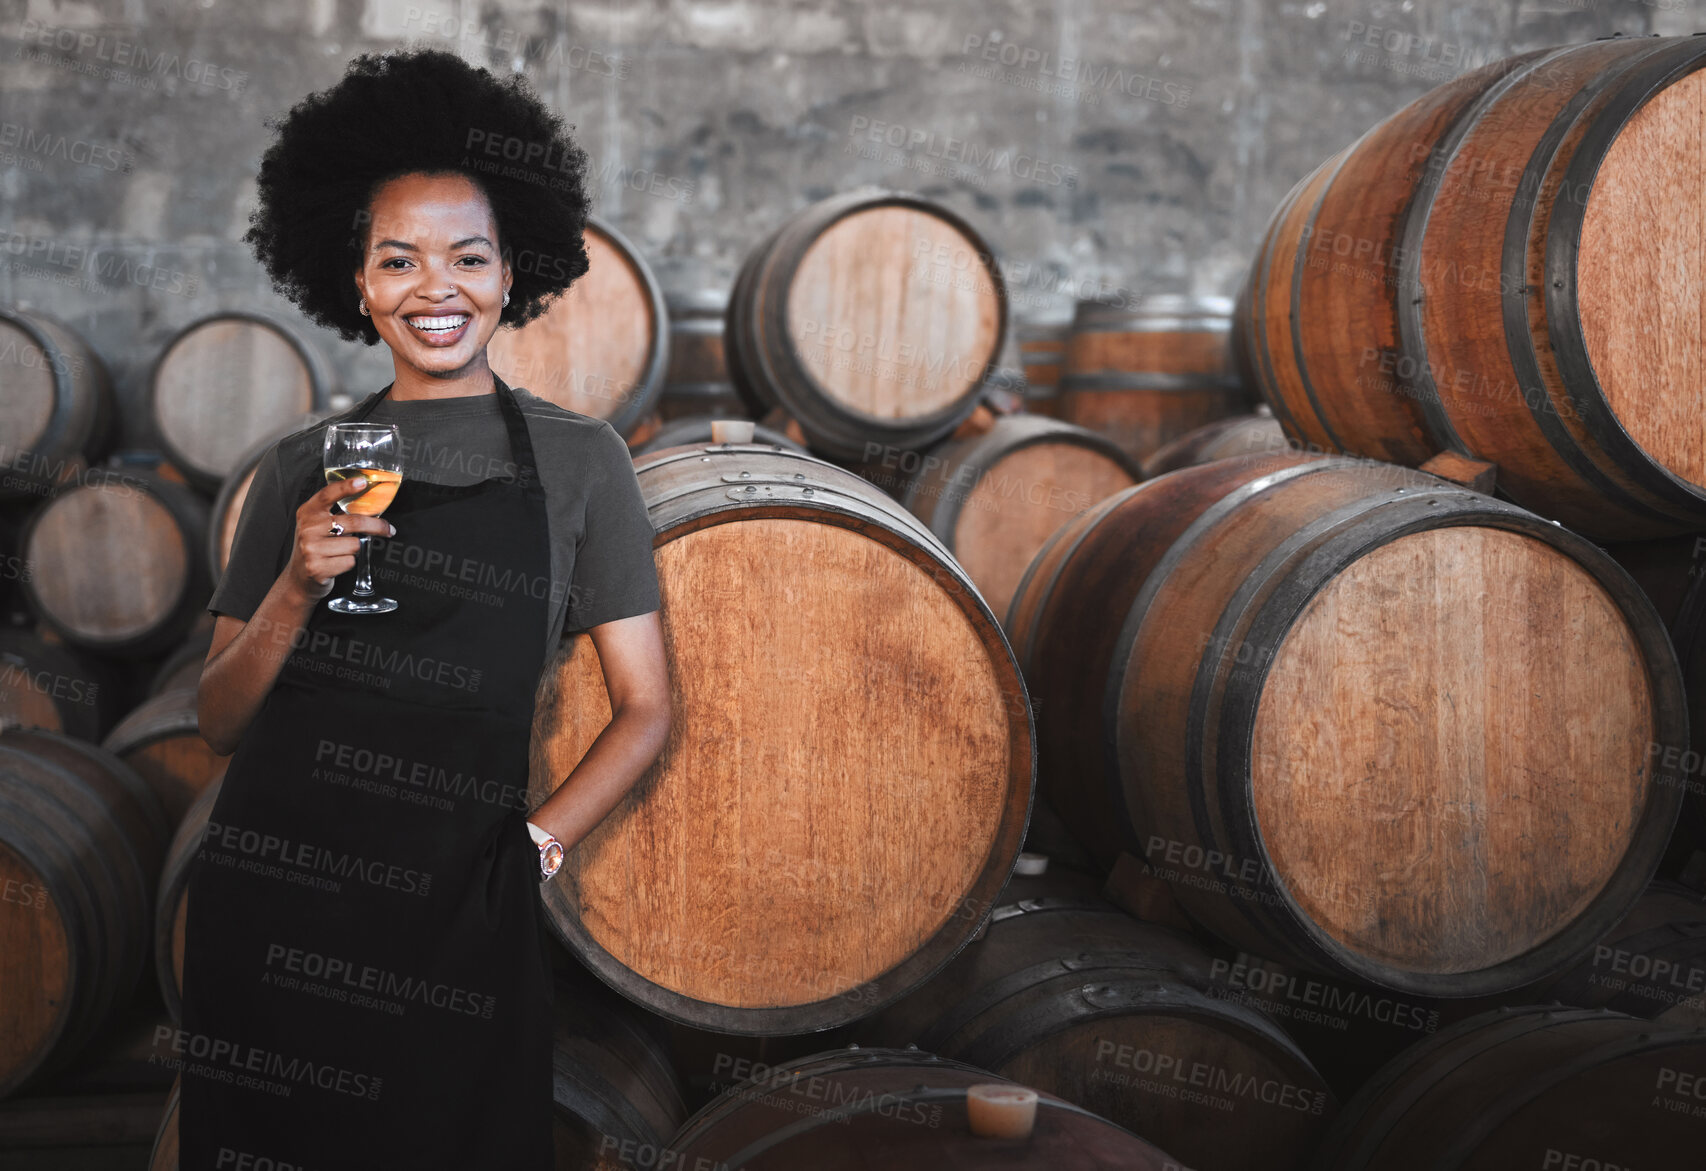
top-left (209, 384), bottom-right (661, 661)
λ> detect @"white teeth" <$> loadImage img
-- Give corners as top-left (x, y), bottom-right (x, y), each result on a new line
top-left (409, 315), bottom-right (468, 333)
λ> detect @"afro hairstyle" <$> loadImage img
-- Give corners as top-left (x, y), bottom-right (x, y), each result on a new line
top-left (243, 48), bottom-right (592, 345)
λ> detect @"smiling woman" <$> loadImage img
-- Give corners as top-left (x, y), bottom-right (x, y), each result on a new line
top-left (179, 48), bottom-right (672, 1171)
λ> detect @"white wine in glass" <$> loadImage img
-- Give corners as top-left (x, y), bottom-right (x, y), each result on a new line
top-left (323, 423), bottom-right (403, 614)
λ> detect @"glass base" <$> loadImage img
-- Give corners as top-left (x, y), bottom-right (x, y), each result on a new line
top-left (327, 593), bottom-right (398, 614)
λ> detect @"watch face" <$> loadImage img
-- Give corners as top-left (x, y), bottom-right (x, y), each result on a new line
top-left (541, 842), bottom-right (564, 878)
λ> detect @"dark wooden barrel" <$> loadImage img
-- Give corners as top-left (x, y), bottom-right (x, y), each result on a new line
top-left (1515, 880), bottom-right (1706, 1027)
top-left (668, 1047), bottom-right (1180, 1169)
top-left (1239, 36), bottom-right (1706, 540)
top-left (1139, 408), bottom-right (1289, 478)
top-left (0, 737), bottom-right (165, 1094)
top-left (550, 967), bottom-right (689, 1170)
top-left (19, 468), bottom-right (211, 657)
top-left (1006, 452), bottom-right (1686, 997)
top-left (102, 686), bottom-right (230, 823)
top-left (148, 627), bottom-right (214, 698)
top-left (725, 190), bottom-right (1008, 460)
top-left (0, 307), bottom-right (115, 500)
top-left (894, 414), bottom-right (1139, 625)
top-left (530, 441), bottom-right (1033, 1034)
top-left (1058, 295), bottom-right (1246, 465)
top-left (147, 313), bottom-right (336, 491)
top-left (207, 411), bottom-right (327, 582)
top-left (859, 864), bottom-right (1335, 1170)
top-left (156, 775), bottom-right (219, 1022)
top-left (1314, 1006), bottom-right (1706, 1169)
top-left (1016, 319), bottom-right (1070, 417)
top-left (660, 289), bottom-right (745, 421)
top-left (0, 627), bottom-right (122, 740)
top-left (632, 416), bottom-right (806, 456)
top-left (489, 214), bottom-right (667, 438)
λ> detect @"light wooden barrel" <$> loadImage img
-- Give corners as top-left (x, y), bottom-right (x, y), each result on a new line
top-left (102, 686), bottom-right (230, 823)
top-left (0, 627), bottom-right (121, 740)
top-left (488, 215), bottom-right (667, 438)
top-left (156, 775), bottom-right (219, 1022)
top-left (1239, 36), bottom-right (1706, 540)
top-left (146, 313), bottom-right (335, 491)
top-left (0, 736), bottom-right (167, 1095)
top-left (529, 441), bottom-right (1033, 1033)
top-left (1016, 319), bottom-right (1070, 417)
top-left (895, 414), bottom-right (1139, 625)
top-left (1314, 1007), bottom-right (1706, 1169)
top-left (1005, 452), bottom-right (1686, 996)
top-left (861, 866), bottom-right (1335, 1170)
top-left (668, 1047), bottom-right (1180, 1169)
top-left (659, 289), bottom-right (744, 422)
top-left (1057, 296), bottom-right (1246, 465)
top-left (0, 308), bottom-right (114, 500)
top-left (1139, 408), bottom-right (1289, 478)
top-left (725, 190), bottom-right (1008, 460)
top-left (633, 416), bottom-right (806, 457)
top-left (19, 469), bottom-right (210, 658)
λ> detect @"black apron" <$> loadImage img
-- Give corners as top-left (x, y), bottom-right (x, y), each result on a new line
top-left (179, 377), bottom-right (555, 1168)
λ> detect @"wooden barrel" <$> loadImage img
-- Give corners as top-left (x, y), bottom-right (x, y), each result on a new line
top-left (550, 967), bottom-right (689, 1169)
top-left (19, 468), bottom-right (211, 657)
top-left (1240, 36), bottom-right (1706, 540)
top-left (0, 307), bottom-right (115, 500)
top-left (633, 416), bottom-right (806, 457)
top-left (659, 289), bottom-right (745, 421)
top-left (668, 1047), bottom-right (1180, 1169)
top-left (0, 738), bottom-right (165, 1095)
top-left (1016, 319), bottom-right (1070, 417)
top-left (488, 214), bottom-right (667, 438)
top-left (207, 411), bottom-right (328, 582)
top-left (103, 686), bottom-right (230, 823)
top-left (1314, 1006), bottom-right (1706, 1169)
top-left (156, 775), bottom-right (219, 1022)
top-left (725, 190), bottom-right (1008, 460)
top-left (894, 414), bottom-right (1139, 625)
top-left (529, 442), bottom-right (1033, 1034)
top-left (1516, 880), bottom-right (1706, 1027)
top-left (146, 313), bottom-right (335, 491)
top-left (1057, 295), bottom-right (1246, 465)
top-left (1139, 408), bottom-right (1289, 478)
top-left (148, 628), bottom-right (214, 699)
top-left (0, 627), bottom-right (122, 740)
top-left (1006, 451), bottom-right (1686, 997)
top-left (860, 865), bottom-right (1335, 1170)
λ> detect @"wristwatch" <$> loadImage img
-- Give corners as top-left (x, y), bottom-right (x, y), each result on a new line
top-left (526, 819), bottom-right (564, 882)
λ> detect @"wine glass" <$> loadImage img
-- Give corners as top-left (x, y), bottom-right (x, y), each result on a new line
top-left (322, 422), bottom-right (404, 614)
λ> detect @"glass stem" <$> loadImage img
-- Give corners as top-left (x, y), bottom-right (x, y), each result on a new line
top-left (353, 534), bottom-right (374, 597)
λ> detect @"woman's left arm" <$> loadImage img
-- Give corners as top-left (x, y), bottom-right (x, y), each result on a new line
top-left (527, 610), bottom-right (671, 852)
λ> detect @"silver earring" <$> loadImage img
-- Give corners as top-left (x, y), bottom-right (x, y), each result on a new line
top-left (502, 290), bottom-right (510, 307)
top-left (358, 298), bottom-right (370, 316)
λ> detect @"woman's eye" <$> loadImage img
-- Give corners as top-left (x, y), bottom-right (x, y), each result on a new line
top-left (458, 256), bottom-right (487, 266)
top-left (381, 258), bottom-right (410, 270)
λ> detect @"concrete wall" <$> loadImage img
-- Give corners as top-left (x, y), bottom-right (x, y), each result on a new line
top-left (0, 0), bottom-right (1690, 441)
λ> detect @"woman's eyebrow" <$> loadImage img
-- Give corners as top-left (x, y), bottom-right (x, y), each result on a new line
top-left (372, 235), bottom-right (494, 250)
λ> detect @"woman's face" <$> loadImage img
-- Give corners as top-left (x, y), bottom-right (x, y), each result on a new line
top-left (353, 171), bottom-right (512, 377)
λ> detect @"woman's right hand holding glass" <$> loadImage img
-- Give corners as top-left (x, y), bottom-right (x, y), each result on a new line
top-left (286, 476), bottom-right (398, 603)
